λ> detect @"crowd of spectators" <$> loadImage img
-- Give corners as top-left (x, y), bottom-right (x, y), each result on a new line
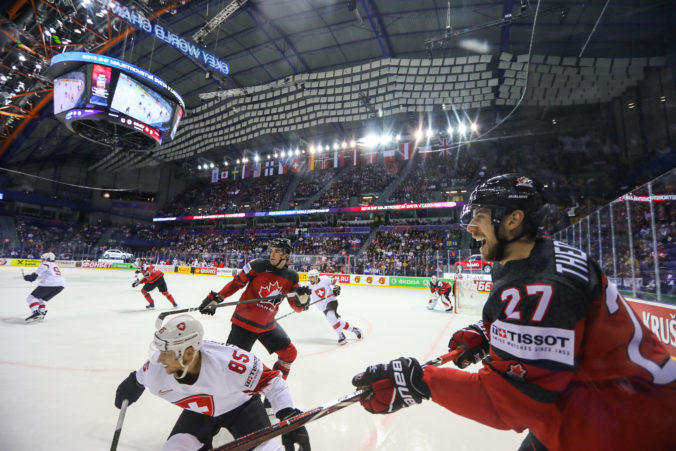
top-left (5, 217), bottom-right (105, 259)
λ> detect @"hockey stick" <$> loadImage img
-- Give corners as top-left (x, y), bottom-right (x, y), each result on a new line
top-left (110, 399), bottom-right (129, 451)
top-left (155, 293), bottom-right (296, 329)
top-left (213, 349), bottom-right (462, 451)
top-left (276, 295), bottom-right (331, 320)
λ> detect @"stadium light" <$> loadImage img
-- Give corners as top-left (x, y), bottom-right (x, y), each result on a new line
top-left (363, 135), bottom-right (379, 148)
top-left (447, 127), bottom-right (454, 135)
top-left (470, 122), bottom-right (478, 133)
top-left (415, 129), bottom-right (424, 141)
top-left (310, 146), bottom-right (316, 154)
top-left (350, 140), bottom-right (357, 148)
top-left (457, 123), bottom-right (467, 135)
top-left (341, 141), bottom-right (347, 149)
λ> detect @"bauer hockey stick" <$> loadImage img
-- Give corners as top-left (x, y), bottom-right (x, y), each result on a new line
top-left (155, 292), bottom-right (300, 328)
top-left (110, 399), bottom-right (129, 451)
top-left (213, 349), bottom-right (462, 451)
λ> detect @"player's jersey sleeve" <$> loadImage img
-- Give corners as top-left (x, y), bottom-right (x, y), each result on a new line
top-left (35, 262), bottom-right (48, 277)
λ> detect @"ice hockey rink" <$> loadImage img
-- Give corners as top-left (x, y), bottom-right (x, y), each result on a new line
top-left (0, 267), bottom-right (526, 450)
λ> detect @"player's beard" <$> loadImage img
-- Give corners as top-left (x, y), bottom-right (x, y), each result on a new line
top-left (479, 234), bottom-right (500, 262)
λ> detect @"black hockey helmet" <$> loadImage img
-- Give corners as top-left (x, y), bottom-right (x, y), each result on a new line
top-left (268, 237), bottom-right (293, 255)
top-left (460, 173), bottom-right (546, 236)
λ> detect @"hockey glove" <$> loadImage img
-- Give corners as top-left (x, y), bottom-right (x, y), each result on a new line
top-left (293, 286), bottom-right (312, 310)
top-left (131, 280), bottom-right (140, 288)
top-left (198, 291), bottom-right (221, 315)
top-left (24, 273), bottom-right (38, 282)
top-left (351, 357), bottom-right (430, 414)
top-left (115, 371), bottom-right (145, 409)
top-left (332, 285), bottom-right (341, 296)
top-left (448, 321), bottom-right (489, 368)
top-left (276, 408), bottom-right (311, 451)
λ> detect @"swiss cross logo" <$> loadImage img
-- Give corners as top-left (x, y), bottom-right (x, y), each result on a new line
top-left (174, 394), bottom-right (215, 416)
top-left (316, 288), bottom-right (326, 298)
top-left (507, 363), bottom-right (527, 381)
top-left (177, 322), bottom-right (186, 331)
top-left (497, 328), bottom-right (507, 338)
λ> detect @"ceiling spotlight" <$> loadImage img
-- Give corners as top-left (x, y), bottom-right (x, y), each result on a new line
top-left (49, 27), bottom-right (56, 33)
top-left (197, 164), bottom-right (202, 170)
top-left (333, 143), bottom-right (339, 150)
top-left (470, 122), bottom-right (478, 133)
top-left (350, 140), bottom-right (357, 148)
top-left (74, 28), bottom-right (82, 34)
top-left (309, 146), bottom-right (316, 154)
top-left (18, 54), bottom-right (26, 62)
top-left (395, 134), bottom-right (401, 142)
top-left (341, 141), bottom-right (347, 149)
top-left (415, 129), bottom-right (423, 141)
top-left (236, 159), bottom-right (240, 164)
top-left (447, 127), bottom-right (454, 135)
top-left (224, 161), bottom-right (228, 166)
top-left (209, 162), bottom-right (214, 168)
top-left (254, 155), bottom-right (259, 162)
top-left (44, 29), bottom-right (51, 37)
top-left (426, 129), bottom-right (434, 138)
top-left (281, 151), bottom-right (286, 158)
top-left (295, 149), bottom-right (300, 155)
top-left (457, 124), bottom-right (467, 135)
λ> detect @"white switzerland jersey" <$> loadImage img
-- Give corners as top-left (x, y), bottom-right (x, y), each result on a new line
top-left (136, 341), bottom-right (293, 417)
top-left (35, 261), bottom-right (65, 287)
top-left (304, 275), bottom-right (338, 311)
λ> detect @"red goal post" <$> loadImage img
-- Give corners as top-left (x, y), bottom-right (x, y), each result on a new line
top-left (453, 274), bottom-right (492, 314)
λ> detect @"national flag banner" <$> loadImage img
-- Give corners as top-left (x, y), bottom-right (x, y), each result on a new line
top-left (211, 169), bottom-right (219, 183)
top-left (350, 148), bottom-right (359, 166)
top-left (333, 150), bottom-right (344, 168)
top-left (253, 162), bottom-right (262, 178)
top-left (438, 138), bottom-right (452, 156)
top-left (383, 148), bottom-right (396, 163)
top-left (230, 166), bottom-right (241, 180)
top-left (418, 143), bottom-right (432, 158)
top-left (364, 149), bottom-right (378, 164)
top-left (290, 157), bottom-right (302, 173)
top-left (220, 168), bottom-right (228, 181)
top-left (308, 155), bottom-right (315, 171)
top-left (264, 160), bottom-right (275, 176)
top-left (241, 164), bottom-right (249, 179)
top-left (278, 157), bottom-right (288, 175)
top-left (316, 154), bottom-right (331, 170)
top-left (399, 141), bottom-right (414, 160)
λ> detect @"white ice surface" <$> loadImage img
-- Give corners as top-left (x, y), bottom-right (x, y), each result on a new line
top-left (0, 267), bottom-right (526, 450)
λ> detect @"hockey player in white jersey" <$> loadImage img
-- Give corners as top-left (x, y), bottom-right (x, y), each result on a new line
top-left (304, 269), bottom-right (361, 345)
top-left (114, 315), bottom-right (310, 451)
top-left (22, 252), bottom-right (65, 322)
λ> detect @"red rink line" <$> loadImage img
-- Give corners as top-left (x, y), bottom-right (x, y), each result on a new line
top-left (0, 360), bottom-right (130, 373)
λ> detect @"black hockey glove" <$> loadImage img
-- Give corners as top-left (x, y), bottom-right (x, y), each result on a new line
top-left (24, 273), bottom-right (38, 282)
top-left (131, 280), bottom-right (140, 288)
top-left (115, 371), bottom-right (145, 409)
top-left (198, 291), bottom-right (221, 315)
top-left (448, 321), bottom-right (489, 368)
top-left (332, 285), bottom-right (341, 296)
top-left (276, 408), bottom-right (311, 451)
top-left (293, 286), bottom-right (312, 310)
top-left (351, 357), bottom-right (430, 414)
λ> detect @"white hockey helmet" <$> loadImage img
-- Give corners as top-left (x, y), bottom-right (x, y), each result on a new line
top-left (307, 269), bottom-right (320, 282)
top-left (152, 315), bottom-right (204, 360)
top-left (41, 252), bottom-right (56, 262)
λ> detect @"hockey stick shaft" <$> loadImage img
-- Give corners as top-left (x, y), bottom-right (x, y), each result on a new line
top-left (110, 399), bottom-right (129, 451)
top-left (276, 295), bottom-right (330, 320)
top-left (214, 349), bottom-right (462, 451)
top-left (155, 292), bottom-right (295, 328)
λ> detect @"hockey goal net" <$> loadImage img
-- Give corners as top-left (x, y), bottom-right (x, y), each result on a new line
top-left (454, 274), bottom-right (492, 315)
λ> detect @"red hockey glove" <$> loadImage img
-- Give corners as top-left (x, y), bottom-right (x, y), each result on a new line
top-left (198, 291), bottom-right (221, 315)
top-left (448, 321), bottom-right (489, 368)
top-left (351, 357), bottom-right (430, 414)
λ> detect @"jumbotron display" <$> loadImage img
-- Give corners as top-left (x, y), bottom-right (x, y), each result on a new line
top-left (49, 52), bottom-right (185, 150)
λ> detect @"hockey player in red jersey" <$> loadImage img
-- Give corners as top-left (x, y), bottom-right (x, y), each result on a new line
top-left (352, 174), bottom-right (676, 451)
top-left (114, 315), bottom-right (310, 450)
top-left (132, 258), bottom-right (178, 309)
top-left (427, 275), bottom-right (454, 312)
top-left (198, 237), bottom-right (312, 380)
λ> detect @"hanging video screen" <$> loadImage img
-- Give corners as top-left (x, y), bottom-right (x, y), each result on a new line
top-left (170, 107), bottom-right (184, 140)
top-left (110, 72), bottom-right (174, 130)
top-left (90, 64), bottom-right (112, 107)
top-left (53, 69), bottom-right (86, 114)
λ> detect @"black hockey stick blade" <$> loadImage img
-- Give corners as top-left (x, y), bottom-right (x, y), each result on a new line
top-left (110, 399), bottom-right (129, 451)
top-left (213, 349), bottom-right (462, 451)
top-left (154, 292), bottom-right (296, 329)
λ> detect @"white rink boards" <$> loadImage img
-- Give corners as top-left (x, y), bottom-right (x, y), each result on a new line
top-left (0, 267), bottom-right (526, 450)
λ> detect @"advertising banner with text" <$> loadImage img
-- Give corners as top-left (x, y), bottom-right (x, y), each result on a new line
top-left (627, 298), bottom-right (676, 357)
top-left (11, 259), bottom-right (42, 267)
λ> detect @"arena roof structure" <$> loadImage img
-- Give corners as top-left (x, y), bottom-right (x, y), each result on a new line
top-left (1, 0), bottom-right (674, 173)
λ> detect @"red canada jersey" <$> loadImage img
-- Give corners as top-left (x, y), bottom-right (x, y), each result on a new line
top-left (424, 238), bottom-right (676, 450)
top-left (430, 279), bottom-right (452, 295)
top-left (140, 263), bottom-right (164, 284)
top-left (218, 258), bottom-right (300, 333)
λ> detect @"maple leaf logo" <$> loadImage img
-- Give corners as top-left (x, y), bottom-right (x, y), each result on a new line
top-left (259, 281), bottom-right (283, 306)
top-left (515, 176), bottom-right (533, 188)
top-left (507, 363), bottom-right (527, 381)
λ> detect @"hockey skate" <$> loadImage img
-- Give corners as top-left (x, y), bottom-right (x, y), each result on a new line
top-left (352, 327), bottom-right (362, 339)
top-left (39, 310), bottom-right (47, 320)
top-left (338, 333), bottom-right (347, 345)
top-left (25, 311), bottom-right (42, 322)
top-left (145, 303), bottom-right (155, 310)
